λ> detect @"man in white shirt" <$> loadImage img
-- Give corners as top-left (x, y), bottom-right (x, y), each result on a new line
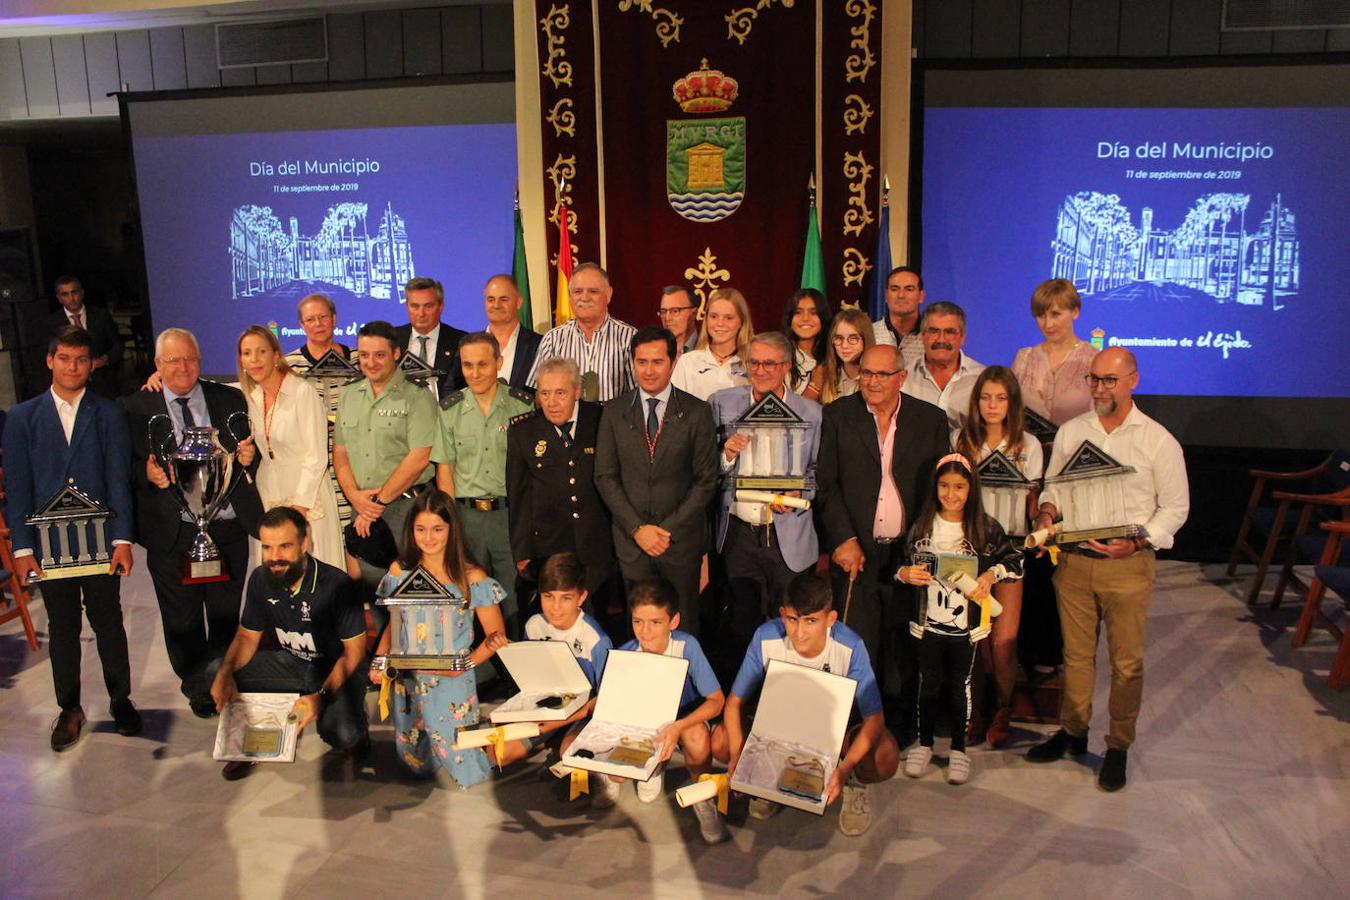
top-left (1026, 347), bottom-right (1189, 792)
top-left (900, 301), bottom-right (984, 430)
top-left (483, 274), bottom-right (541, 390)
top-left (871, 266), bottom-right (925, 369)
top-left (527, 263), bottom-right (637, 402)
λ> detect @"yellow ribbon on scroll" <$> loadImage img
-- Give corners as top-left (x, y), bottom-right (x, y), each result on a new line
top-left (569, 768), bottom-right (590, 800)
top-left (489, 727), bottom-right (509, 769)
top-left (378, 671), bottom-right (394, 721)
top-left (700, 772), bottom-right (730, 814)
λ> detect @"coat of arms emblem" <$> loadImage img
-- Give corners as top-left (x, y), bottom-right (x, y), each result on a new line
top-left (667, 59), bottom-right (745, 223)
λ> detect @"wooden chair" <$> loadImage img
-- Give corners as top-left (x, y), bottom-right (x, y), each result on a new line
top-left (1266, 490), bottom-right (1350, 610)
top-left (1227, 449), bottom-right (1350, 606)
top-left (1291, 521), bottom-right (1350, 690)
top-left (0, 505), bottom-right (40, 653)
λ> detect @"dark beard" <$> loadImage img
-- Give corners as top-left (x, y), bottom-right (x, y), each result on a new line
top-left (263, 557), bottom-right (306, 590)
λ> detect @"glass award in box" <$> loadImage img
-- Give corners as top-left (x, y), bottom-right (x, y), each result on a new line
top-left (24, 479), bottom-right (116, 581)
top-left (490, 641), bottom-right (592, 724)
top-left (213, 693), bottom-right (300, 763)
top-left (722, 392), bottom-right (814, 493)
top-left (375, 565), bottom-right (472, 673)
top-left (976, 449), bottom-right (1034, 538)
top-left (1041, 440), bottom-right (1147, 546)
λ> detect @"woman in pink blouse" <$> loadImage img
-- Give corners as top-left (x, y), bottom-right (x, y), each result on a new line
top-left (1011, 279), bottom-right (1097, 426)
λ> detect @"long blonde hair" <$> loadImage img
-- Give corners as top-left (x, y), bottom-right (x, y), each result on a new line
top-left (236, 324), bottom-right (292, 395)
top-left (695, 287), bottom-right (754, 360)
top-left (820, 308), bottom-right (875, 404)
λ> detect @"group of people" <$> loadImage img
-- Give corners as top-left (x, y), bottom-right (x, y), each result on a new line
top-left (3, 263), bottom-right (1187, 846)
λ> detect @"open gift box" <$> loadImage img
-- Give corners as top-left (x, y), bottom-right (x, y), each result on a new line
top-left (213, 692), bottom-right (301, 763)
top-left (489, 640), bottom-right (592, 724)
top-left (560, 649), bottom-right (688, 783)
top-left (730, 659), bottom-right (856, 815)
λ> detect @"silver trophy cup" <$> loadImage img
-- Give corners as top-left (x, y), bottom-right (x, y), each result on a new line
top-left (148, 412), bottom-right (250, 581)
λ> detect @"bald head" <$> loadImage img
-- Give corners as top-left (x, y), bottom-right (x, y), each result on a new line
top-left (1096, 346), bottom-right (1136, 372)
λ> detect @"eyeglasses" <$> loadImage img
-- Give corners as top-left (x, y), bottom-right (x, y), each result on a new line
top-left (859, 369), bottom-right (901, 380)
top-left (159, 356), bottom-right (200, 367)
top-left (745, 359), bottom-right (788, 370)
top-left (657, 306), bottom-right (694, 317)
top-left (832, 334), bottom-right (863, 345)
top-left (923, 327), bottom-right (962, 339)
top-left (1085, 371), bottom-right (1134, 389)
top-left (301, 314), bottom-right (333, 325)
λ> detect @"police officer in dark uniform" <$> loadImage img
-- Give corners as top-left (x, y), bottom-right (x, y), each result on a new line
top-left (506, 356), bottom-right (615, 613)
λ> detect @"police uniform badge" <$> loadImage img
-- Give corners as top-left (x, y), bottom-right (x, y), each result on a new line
top-left (535, 440), bottom-right (548, 457)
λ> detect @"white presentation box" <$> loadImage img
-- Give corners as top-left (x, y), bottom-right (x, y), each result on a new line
top-left (213, 692), bottom-right (301, 763)
top-left (489, 640), bottom-right (593, 724)
top-left (561, 649), bottom-right (689, 783)
top-left (730, 660), bottom-right (856, 815)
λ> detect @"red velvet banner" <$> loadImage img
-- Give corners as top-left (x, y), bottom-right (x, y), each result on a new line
top-left (593, 3), bottom-right (817, 330)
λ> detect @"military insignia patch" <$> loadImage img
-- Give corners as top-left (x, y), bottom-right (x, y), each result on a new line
top-left (668, 60), bottom-right (745, 223)
top-left (535, 440), bottom-right (548, 457)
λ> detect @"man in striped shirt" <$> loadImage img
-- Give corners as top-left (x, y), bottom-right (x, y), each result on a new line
top-left (527, 263), bottom-right (636, 403)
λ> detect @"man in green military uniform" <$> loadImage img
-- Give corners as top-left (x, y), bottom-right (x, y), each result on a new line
top-left (333, 320), bottom-right (438, 594)
top-left (435, 331), bottom-right (533, 635)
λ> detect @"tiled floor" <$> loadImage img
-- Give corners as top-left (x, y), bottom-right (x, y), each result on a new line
top-left (2, 556), bottom-right (1347, 898)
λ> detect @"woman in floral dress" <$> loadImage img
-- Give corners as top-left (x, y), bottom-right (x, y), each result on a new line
top-left (373, 490), bottom-right (508, 787)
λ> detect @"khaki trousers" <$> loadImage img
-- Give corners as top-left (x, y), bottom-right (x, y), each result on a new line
top-left (1053, 549), bottom-right (1156, 750)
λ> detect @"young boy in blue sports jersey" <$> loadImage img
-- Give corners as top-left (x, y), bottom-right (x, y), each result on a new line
top-left (593, 578), bottom-right (727, 842)
top-left (487, 553), bottom-right (612, 769)
top-left (711, 572), bottom-right (899, 838)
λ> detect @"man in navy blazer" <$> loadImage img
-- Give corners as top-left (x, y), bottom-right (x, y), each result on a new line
top-left (3, 326), bottom-right (140, 751)
top-left (483, 274), bottom-right (542, 391)
top-left (710, 331), bottom-right (823, 654)
top-left (595, 327), bottom-right (719, 634)
top-left (121, 327), bottom-right (263, 718)
top-left (393, 276), bottom-right (466, 400)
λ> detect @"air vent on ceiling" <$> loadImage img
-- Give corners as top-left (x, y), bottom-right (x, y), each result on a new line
top-left (216, 17), bottom-right (328, 69)
top-left (1222, 0), bottom-right (1350, 30)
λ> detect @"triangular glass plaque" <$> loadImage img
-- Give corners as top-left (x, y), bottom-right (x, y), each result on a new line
top-left (1057, 440), bottom-right (1134, 478)
top-left (399, 353), bottom-right (443, 381)
top-left (1025, 408), bottom-right (1057, 442)
top-left (976, 450), bottom-right (1031, 486)
top-left (31, 479), bottom-right (110, 521)
top-left (304, 348), bottom-right (360, 380)
top-left (737, 392), bottom-right (803, 425)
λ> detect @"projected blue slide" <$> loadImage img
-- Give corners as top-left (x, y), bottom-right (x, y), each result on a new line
top-left (133, 124), bottom-right (516, 373)
top-left (921, 108), bottom-right (1349, 398)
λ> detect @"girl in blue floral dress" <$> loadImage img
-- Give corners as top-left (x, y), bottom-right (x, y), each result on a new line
top-left (372, 491), bottom-right (508, 788)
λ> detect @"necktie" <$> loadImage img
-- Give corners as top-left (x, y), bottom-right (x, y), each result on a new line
top-left (176, 396), bottom-right (196, 430)
top-left (559, 421), bottom-right (573, 446)
top-left (72, 311), bottom-right (84, 329)
top-left (646, 397), bottom-right (660, 440)
top-left (417, 335), bottom-right (429, 362)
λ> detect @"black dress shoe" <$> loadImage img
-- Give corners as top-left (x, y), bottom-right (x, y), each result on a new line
top-left (51, 707), bottom-right (86, 752)
top-left (110, 698), bottom-right (143, 736)
top-left (1098, 748), bottom-right (1128, 791)
top-left (221, 760), bottom-right (256, 781)
top-left (189, 695), bottom-right (218, 719)
top-left (1026, 729), bottom-right (1088, 763)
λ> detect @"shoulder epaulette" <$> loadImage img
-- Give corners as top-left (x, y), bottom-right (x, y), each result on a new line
top-left (440, 389), bottom-right (466, 410)
top-left (507, 385), bottom-right (535, 405)
top-left (509, 409), bottom-right (537, 427)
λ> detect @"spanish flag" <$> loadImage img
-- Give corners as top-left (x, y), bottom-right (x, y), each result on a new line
top-left (554, 204), bottom-right (574, 326)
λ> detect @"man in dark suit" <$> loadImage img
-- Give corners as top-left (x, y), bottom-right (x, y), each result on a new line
top-left (49, 276), bottom-right (123, 397)
top-left (484, 274), bottom-right (542, 391)
top-left (506, 356), bottom-right (613, 599)
top-left (4, 326), bottom-right (140, 751)
top-left (121, 327), bottom-right (263, 718)
top-left (816, 344), bottom-right (950, 720)
top-left (595, 326), bottom-right (719, 634)
top-left (394, 276), bottom-right (466, 400)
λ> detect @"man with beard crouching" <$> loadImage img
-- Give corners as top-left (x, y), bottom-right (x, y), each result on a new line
top-left (209, 507), bottom-right (369, 780)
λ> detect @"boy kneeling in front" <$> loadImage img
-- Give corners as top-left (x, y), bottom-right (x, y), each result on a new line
top-left (712, 572), bottom-right (899, 837)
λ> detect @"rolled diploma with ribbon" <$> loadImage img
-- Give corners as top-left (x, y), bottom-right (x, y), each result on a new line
top-left (1024, 527), bottom-right (1052, 549)
top-left (951, 572), bottom-right (1002, 618)
top-left (675, 779), bottom-right (720, 807)
top-left (735, 490), bottom-right (811, 511)
top-left (451, 722), bottom-right (540, 750)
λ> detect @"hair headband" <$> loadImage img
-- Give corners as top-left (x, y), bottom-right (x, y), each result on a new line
top-left (937, 452), bottom-right (972, 472)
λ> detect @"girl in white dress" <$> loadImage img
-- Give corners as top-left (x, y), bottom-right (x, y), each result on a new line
top-left (237, 325), bottom-right (345, 569)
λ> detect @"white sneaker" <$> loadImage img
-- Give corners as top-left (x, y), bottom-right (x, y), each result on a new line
top-left (904, 745), bottom-right (933, 778)
top-left (591, 774), bottom-right (621, 809)
top-left (636, 767), bottom-right (664, 803)
top-left (947, 750), bottom-right (972, 785)
top-left (692, 798), bottom-right (729, 844)
top-left (837, 777), bottom-right (872, 837)
top-left (748, 796), bottom-right (780, 820)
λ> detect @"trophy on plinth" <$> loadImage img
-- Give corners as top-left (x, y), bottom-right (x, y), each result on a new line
top-left (24, 479), bottom-right (116, 580)
top-left (976, 450), bottom-right (1034, 538)
top-left (375, 565), bottom-right (472, 676)
top-left (148, 411), bottom-right (252, 584)
top-left (1030, 439), bottom-right (1147, 549)
top-left (398, 351), bottom-right (444, 390)
top-left (723, 393), bottom-right (814, 529)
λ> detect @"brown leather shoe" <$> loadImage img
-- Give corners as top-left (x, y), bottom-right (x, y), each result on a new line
top-left (986, 707), bottom-right (1012, 749)
top-left (51, 707), bottom-right (86, 752)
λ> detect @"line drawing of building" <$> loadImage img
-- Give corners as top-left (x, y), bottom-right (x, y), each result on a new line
top-left (229, 201), bottom-right (416, 302)
top-left (1051, 191), bottom-right (1299, 309)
